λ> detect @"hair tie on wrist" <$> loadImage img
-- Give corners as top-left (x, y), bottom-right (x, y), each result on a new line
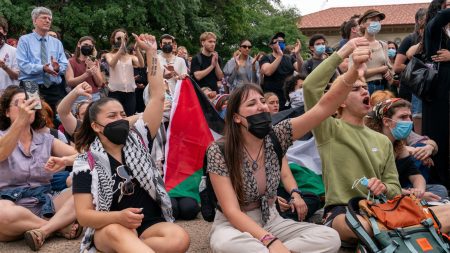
top-left (266, 237), bottom-right (279, 248)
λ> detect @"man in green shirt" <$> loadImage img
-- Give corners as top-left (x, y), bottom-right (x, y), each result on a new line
top-left (303, 38), bottom-right (450, 243)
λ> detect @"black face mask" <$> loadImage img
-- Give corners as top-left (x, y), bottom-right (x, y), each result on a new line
top-left (162, 44), bottom-right (173, 54)
top-left (242, 112), bottom-right (272, 139)
top-left (80, 45), bottom-right (93, 56)
top-left (114, 40), bottom-right (122, 49)
top-left (97, 119), bottom-right (130, 145)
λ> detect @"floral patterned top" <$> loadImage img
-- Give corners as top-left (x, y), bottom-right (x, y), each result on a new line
top-left (206, 119), bottom-right (293, 224)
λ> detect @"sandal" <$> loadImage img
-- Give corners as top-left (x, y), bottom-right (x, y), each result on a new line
top-left (24, 229), bottom-right (46, 251)
top-left (55, 221), bottom-right (83, 240)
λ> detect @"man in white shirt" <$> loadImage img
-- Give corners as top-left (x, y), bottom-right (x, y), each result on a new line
top-left (0, 16), bottom-right (19, 91)
top-left (158, 34), bottom-right (187, 95)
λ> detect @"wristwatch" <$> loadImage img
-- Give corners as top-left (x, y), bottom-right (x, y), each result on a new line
top-left (290, 188), bottom-right (303, 198)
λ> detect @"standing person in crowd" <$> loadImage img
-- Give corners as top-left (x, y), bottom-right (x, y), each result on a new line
top-left (394, 8), bottom-right (427, 101)
top-left (387, 41), bottom-right (398, 65)
top-left (302, 34), bottom-right (338, 82)
top-left (223, 39), bottom-right (260, 91)
top-left (366, 98), bottom-right (447, 201)
top-left (16, 7), bottom-right (68, 113)
top-left (0, 16), bottom-right (19, 91)
top-left (337, 15), bottom-right (362, 73)
top-left (72, 33), bottom-right (189, 253)
top-left (395, 8), bottom-right (428, 134)
top-left (190, 32), bottom-right (224, 92)
top-left (65, 36), bottom-right (104, 102)
top-left (422, 0), bottom-right (450, 187)
top-left (158, 34), bottom-right (187, 96)
top-left (177, 46), bottom-right (189, 69)
top-left (104, 28), bottom-right (144, 116)
top-left (264, 92), bottom-right (280, 115)
top-left (0, 85), bottom-right (81, 251)
top-left (357, 9), bottom-right (393, 95)
top-left (205, 38), bottom-right (373, 253)
top-left (259, 32), bottom-right (302, 111)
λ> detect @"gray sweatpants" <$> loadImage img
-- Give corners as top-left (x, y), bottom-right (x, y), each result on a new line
top-left (209, 206), bottom-right (341, 253)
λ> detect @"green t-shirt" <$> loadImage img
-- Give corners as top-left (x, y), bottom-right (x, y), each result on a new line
top-left (303, 53), bottom-right (402, 208)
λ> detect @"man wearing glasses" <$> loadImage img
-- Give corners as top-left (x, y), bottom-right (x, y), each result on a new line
top-left (223, 39), bottom-right (260, 92)
top-left (260, 32), bottom-right (302, 111)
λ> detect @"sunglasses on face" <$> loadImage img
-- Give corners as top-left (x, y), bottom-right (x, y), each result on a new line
top-left (116, 165), bottom-right (135, 203)
top-left (240, 45), bottom-right (252, 49)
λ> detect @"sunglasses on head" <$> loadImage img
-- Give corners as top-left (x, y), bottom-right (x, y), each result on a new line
top-left (116, 165), bottom-right (135, 203)
top-left (240, 45), bottom-right (252, 49)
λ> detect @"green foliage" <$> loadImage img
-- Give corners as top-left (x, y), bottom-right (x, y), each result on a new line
top-left (0, 0), bottom-right (306, 59)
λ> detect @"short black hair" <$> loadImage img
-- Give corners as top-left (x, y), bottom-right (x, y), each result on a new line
top-left (308, 34), bottom-right (327, 47)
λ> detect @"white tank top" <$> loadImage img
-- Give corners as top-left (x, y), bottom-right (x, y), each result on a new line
top-left (108, 57), bottom-right (136, 92)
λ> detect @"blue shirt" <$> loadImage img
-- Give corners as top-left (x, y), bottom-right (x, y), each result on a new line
top-left (16, 32), bottom-right (68, 85)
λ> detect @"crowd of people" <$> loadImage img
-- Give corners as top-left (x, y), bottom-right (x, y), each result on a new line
top-left (0, 1), bottom-right (449, 252)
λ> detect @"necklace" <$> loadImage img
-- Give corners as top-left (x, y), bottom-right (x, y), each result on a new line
top-left (243, 141), bottom-right (264, 171)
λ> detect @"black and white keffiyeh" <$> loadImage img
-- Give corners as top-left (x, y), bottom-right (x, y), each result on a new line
top-left (73, 119), bottom-right (173, 253)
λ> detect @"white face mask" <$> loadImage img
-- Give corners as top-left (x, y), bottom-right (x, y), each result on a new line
top-left (446, 27), bottom-right (450, 38)
top-left (289, 88), bottom-right (304, 108)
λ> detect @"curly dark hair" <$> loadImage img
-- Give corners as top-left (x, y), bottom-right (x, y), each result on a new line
top-left (0, 85), bottom-right (46, 131)
top-left (283, 73), bottom-right (306, 102)
top-left (365, 98), bottom-right (411, 157)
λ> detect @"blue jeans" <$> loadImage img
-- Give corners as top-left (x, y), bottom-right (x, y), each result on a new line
top-left (411, 94), bottom-right (422, 118)
top-left (367, 80), bottom-right (384, 95)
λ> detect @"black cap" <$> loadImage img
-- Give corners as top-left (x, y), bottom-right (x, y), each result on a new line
top-left (269, 32), bottom-right (285, 45)
top-left (358, 9), bottom-right (386, 25)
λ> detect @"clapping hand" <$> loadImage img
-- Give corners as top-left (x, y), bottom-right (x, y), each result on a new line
top-left (50, 56), bottom-right (60, 73)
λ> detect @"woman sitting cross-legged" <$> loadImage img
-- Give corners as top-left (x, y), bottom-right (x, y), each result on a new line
top-left (0, 85), bottom-right (81, 251)
top-left (72, 33), bottom-right (189, 253)
top-left (206, 37), bottom-right (372, 253)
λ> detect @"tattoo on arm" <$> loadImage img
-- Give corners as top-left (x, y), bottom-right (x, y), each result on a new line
top-left (150, 57), bottom-right (158, 76)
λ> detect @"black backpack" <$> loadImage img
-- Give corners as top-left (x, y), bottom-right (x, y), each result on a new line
top-left (199, 131), bottom-right (283, 222)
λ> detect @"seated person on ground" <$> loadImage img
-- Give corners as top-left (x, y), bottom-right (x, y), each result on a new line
top-left (366, 98), bottom-right (448, 201)
top-left (0, 85), bottom-right (80, 251)
top-left (303, 37), bottom-right (450, 245)
top-left (72, 33), bottom-right (190, 253)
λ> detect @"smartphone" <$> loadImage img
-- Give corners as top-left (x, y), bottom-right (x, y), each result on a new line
top-left (166, 65), bottom-right (175, 72)
top-left (21, 81), bottom-right (42, 110)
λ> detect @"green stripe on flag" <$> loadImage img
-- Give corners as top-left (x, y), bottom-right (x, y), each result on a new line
top-left (168, 169), bottom-right (203, 202)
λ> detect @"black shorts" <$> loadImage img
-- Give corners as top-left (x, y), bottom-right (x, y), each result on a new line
top-left (136, 217), bottom-right (165, 237)
top-left (323, 205), bottom-right (347, 227)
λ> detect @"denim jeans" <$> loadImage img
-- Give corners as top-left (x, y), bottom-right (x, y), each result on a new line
top-left (367, 80), bottom-right (384, 95)
top-left (411, 94), bottom-right (423, 118)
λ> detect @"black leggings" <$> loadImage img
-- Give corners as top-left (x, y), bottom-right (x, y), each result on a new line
top-left (170, 197), bottom-right (199, 220)
top-left (108, 91), bottom-right (136, 116)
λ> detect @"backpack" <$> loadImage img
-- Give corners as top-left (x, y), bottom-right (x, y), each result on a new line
top-left (199, 130), bottom-right (283, 222)
top-left (346, 194), bottom-right (450, 253)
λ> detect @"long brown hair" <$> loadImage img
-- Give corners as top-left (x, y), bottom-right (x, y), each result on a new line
top-left (109, 28), bottom-right (128, 53)
top-left (74, 97), bottom-right (116, 152)
top-left (366, 98), bottom-right (411, 156)
top-left (223, 83), bottom-right (264, 205)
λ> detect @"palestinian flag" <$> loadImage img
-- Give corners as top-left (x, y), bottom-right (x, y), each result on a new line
top-left (164, 78), bottom-right (224, 202)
